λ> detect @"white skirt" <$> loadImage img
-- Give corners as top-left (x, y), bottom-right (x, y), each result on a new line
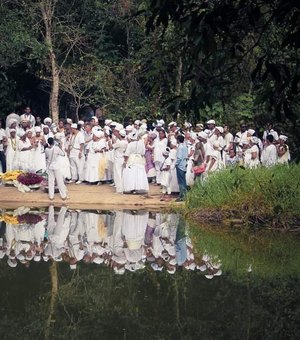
top-left (123, 163), bottom-right (149, 192)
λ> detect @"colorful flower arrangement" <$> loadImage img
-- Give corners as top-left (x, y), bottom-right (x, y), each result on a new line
top-left (17, 172), bottom-right (44, 186)
top-left (0, 212), bottom-right (43, 225)
top-left (0, 170), bottom-right (24, 182)
top-left (17, 213), bottom-right (43, 224)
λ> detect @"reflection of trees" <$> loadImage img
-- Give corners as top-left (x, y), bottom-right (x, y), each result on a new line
top-left (0, 260), bottom-right (299, 338)
top-left (45, 261), bottom-right (58, 340)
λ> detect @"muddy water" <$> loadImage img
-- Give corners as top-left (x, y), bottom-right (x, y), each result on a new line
top-left (0, 207), bottom-right (299, 339)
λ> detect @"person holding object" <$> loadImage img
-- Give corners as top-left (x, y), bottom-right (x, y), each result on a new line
top-left (45, 137), bottom-right (69, 201)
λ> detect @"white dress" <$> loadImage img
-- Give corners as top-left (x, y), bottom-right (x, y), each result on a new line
top-left (84, 140), bottom-right (103, 182)
top-left (186, 143), bottom-right (195, 186)
top-left (153, 138), bottom-right (168, 184)
top-left (17, 138), bottom-right (33, 171)
top-left (123, 140), bottom-right (149, 193)
top-left (33, 139), bottom-right (46, 172)
top-left (113, 138), bottom-right (128, 193)
top-left (6, 136), bottom-right (19, 171)
top-left (160, 156), bottom-right (172, 194)
top-left (261, 144), bottom-right (278, 167)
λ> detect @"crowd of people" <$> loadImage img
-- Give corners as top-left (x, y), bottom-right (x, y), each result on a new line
top-left (0, 107), bottom-right (291, 201)
top-left (0, 208), bottom-right (222, 278)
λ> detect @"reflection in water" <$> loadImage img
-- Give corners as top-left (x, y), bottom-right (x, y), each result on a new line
top-left (0, 207), bottom-right (222, 278)
top-left (0, 208), bottom-right (300, 339)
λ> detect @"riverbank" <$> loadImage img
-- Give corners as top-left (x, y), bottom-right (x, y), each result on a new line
top-left (186, 164), bottom-right (300, 231)
top-left (0, 182), bottom-right (181, 211)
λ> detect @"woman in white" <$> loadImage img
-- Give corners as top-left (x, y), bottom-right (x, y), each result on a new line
top-left (204, 141), bottom-right (223, 176)
top-left (185, 132), bottom-right (196, 186)
top-left (6, 129), bottom-right (19, 171)
top-left (153, 129), bottom-right (168, 185)
top-left (169, 145), bottom-right (179, 193)
top-left (84, 129), bottom-right (105, 183)
top-left (17, 131), bottom-right (33, 171)
top-left (244, 136), bottom-right (260, 168)
top-left (277, 135), bottom-right (290, 164)
top-left (32, 126), bottom-right (46, 172)
top-left (111, 129), bottom-right (128, 193)
top-left (123, 132), bottom-right (149, 194)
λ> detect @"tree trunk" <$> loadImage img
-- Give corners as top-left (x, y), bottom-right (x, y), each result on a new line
top-left (174, 55), bottom-right (183, 114)
top-left (40, 0), bottom-right (60, 124)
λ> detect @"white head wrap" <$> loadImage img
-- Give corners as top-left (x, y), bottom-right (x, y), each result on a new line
top-left (279, 135), bottom-right (288, 142)
top-left (125, 125), bottom-right (134, 132)
top-left (207, 119), bottom-right (215, 125)
top-left (215, 126), bottom-right (224, 134)
top-left (93, 130), bottom-right (105, 138)
top-left (119, 129), bottom-right (126, 137)
top-left (44, 117), bottom-right (52, 125)
top-left (198, 131), bottom-right (208, 140)
top-left (105, 119), bottom-right (112, 126)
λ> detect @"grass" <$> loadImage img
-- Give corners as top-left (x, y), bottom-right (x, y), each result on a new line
top-left (186, 164), bottom-right (300, 229)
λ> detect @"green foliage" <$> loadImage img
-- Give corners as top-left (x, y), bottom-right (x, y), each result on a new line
top-left (186, 164), bottom-right (300, 227)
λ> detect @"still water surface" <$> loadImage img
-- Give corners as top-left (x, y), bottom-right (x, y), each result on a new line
top-left (0, 207), bottom-right (299, 339)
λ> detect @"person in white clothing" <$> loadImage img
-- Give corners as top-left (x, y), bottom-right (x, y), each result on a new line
top-left (153, 129), bottom-right (168, 185)
top-left (110, 129), bottom-right (128, 193)
top-left (67, 123), bottom-right (85, 184)
top-left (261, 134), bottom-right (278, 167)
top-left (17, 131), bottom-right (33, 171)
top-left (84, 129), bottom-right (105, 183)
top-left (20, 107), bottom-right (36, 127)
top-left (5, 129), bottom-right (19, 171)
top-left (123, 132), bottom-right (149, 194)
top-left (277, 135), bottom-right (290, 164)
top-left (160, 148), bottom-right (172, 201)
top-left (45, 137), bottom-right (69, 200)
top-left (262, 122), bottom-right (279, 143)
top-left (244, 136), bottom-right (260, 169)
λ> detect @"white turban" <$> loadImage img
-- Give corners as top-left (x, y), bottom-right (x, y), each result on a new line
top-left (71, 123), bottom-right (78, 129)
top-left (44, 117), bottom-right (52, 124)
top-left (119, 129), bottom-right (126, 137)
top-left (247, 129), bottom-right (255, 136)
top-left (125, 125), bottom-right (134, 132)
top-left (207, 119), bottom-right (215, 125)
top-left (198, 131), bottom-right (208, 140)
top-left (35, 126), bottom-right (42, 133)
top-left (215, 126), bottom-right (224, 134)
top-left (93, 130), bottom-right (105, 138)
top-left (279, 135), bottom-right (288, 142)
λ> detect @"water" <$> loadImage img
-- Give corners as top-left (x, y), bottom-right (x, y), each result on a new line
top-left (0, 207), bottom-right (299, 339)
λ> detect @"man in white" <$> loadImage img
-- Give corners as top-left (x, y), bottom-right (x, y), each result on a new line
top-left (261, 134), bottom-right (277, 167)
top-left (45, 137), bottom-right (68, 200)
top-left (67, 123), bottom-right (85, 184)
top-left (20, 107), bottom-right (36, 127)
top-left (262, 122), bottom-right (279, 143)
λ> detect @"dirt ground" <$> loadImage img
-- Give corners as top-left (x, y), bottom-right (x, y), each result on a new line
top-left (0, 182), bottom-right (183, 211)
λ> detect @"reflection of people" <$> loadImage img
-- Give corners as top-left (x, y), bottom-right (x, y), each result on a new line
top-left (45, 137), bottom-right (69, 201)
top-left (175, 216), bottom-right (187, 266)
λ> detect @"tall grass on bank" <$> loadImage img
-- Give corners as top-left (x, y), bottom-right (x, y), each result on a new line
top-left (186, 164), bottom-right (300, 227)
